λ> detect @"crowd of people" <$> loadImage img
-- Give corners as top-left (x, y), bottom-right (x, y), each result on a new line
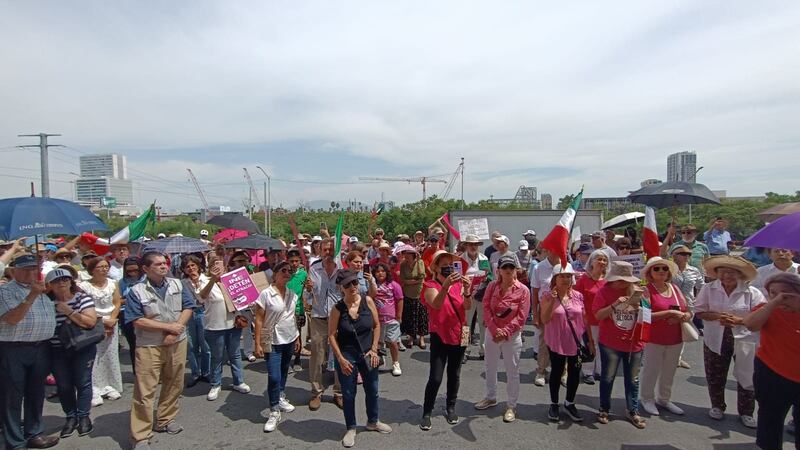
top-left (0, 215), bottom-right (797, 450)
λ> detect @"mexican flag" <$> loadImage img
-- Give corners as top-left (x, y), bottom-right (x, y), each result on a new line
top-left (638, 297), bottom-right (652, 342)
top-left (370, 203), bottom-right (385, 220)
top-left (81, 204), bottom-right (156, 254)
top-left (642, 206), bottom-right (660, 259)
top-left (333, 211), bottom-right (345, 268)
top-left (540, 189), bottom-right (583, 266)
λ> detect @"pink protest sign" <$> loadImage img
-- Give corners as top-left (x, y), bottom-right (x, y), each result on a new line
top-left (219, 267), bottom-right (260, 311)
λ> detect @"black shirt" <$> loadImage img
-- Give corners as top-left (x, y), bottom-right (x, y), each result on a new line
top-left (335, 297), bottom-right (374, 356)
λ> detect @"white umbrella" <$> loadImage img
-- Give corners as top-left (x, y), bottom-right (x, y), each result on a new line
top-left (602, 212), bottom-right (645, 230)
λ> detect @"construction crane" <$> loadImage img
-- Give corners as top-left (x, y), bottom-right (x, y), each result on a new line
top-left (243, 168), bottom-right (267, 232)
top-left (440, 158), bottom-right (464, 201)
top-left (187, 169), bottom-right (212, 222)
top-left (358, 176), bottom-right (447, 200)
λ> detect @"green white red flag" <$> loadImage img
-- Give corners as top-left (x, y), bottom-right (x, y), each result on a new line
top-left (539, 189), bottom-right (583, 266)
top-left (81, 204), bottom-right (156, 254)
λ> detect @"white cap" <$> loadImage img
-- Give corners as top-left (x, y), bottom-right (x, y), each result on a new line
top-left (200, 229), bottom-right (209, 236)
top-left (311, 235), bottom-right (323, 242)
top-left (523, 229), bottom-right (536, 236)
top-left (157, 233), bottom-right (166, 238)
top-left (494, 235), bottom-right (510, 245)
top-left (518, 240), bottom-right (529, 250)
top-left (348, 236), bottom-right (359, 243)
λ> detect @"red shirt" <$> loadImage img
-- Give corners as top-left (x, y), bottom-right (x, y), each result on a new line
top-left (645, 283), bottom-right (686, 346)
top-left (574, 274), bottom-right (606, 326)
top-left (482, 280), bottom-right (531, 337)
top-left (592, 284), bottom-right (645, 353)
top-left (754, 303), bottom-right (800, 383)
top-left (423, 279), bottom-right (466, 346)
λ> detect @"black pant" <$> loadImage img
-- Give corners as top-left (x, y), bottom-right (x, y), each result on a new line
top-left (754, 357), bottom-right (799, 450)
top-left (549, 349), bottom-right (581, 405)
top-left (0, 342), bottom-right (51, 450)
top-left (423, 333), bottom-right (465, 415)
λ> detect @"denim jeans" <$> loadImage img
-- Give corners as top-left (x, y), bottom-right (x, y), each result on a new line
top-left (599, 343), bottom-right (643, 414)
top-left (204, 327), bottom-right (243, 387)
top-left (187, 309), bottom-right (211, 378)
top-left (266, 343), bottom-right (294, 409)
top-left (335, 351), bottom-right (379, 430)
top-left (0, 342), bottom-right (51, 450)
top-left (51, 344), bottom-right (97, 419)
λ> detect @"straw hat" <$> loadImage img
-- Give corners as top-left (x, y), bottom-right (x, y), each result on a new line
top-left (642, 256), bottom-right (679, 279)
top-left (703, 255), bottom-right (758, 282)
top-left (429, 250), bottom-right (459, 274)
top-left (460, 234), bottom-right (483, 245)
top-left (605, 261), bottom-right (640, 283)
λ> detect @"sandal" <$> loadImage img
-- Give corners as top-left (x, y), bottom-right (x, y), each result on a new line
top-left (418, 339), bottom-right (427, 349)
top-left (597, 411), bottom-right (609, 424)
top-left (628, 412), bottom-right (646, 429)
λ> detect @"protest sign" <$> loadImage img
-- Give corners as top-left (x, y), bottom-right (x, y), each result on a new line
top-left (219, 267), bottom-right (267, 311)
top-left (612, 253), bottom-right (646, 278)
top-left (457, 218), bottom-right (490, 240)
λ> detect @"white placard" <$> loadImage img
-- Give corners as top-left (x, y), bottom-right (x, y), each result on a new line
top-left (612, 253), bottom-right (646, 278)
top-left (457, 218), bottom-right (490, 240)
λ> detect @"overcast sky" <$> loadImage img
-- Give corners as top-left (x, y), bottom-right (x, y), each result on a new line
top-left (1, 1), bottom-right (798, 212)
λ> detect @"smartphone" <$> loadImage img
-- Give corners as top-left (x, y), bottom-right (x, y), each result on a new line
top-left (628, 288), bottom-right (644, 305)
top-left (320, 221), bottom-right (327, 229)
top-left (452, 260), bottom-right (463, 274)
top-left (440, 265), bottom-right (453, 277)
top-left (668, 305), bottom-right (680, 311)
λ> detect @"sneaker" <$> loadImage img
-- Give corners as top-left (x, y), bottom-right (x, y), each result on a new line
top-left (563, 403), bottom-right (583, 422)
top-left (708, 407), bottom-right (724, 420)
top-left (207, 386), bottom-right (221, 401)
top-left (656, 401), bottom-right (685, 415)
top-left (105, 390), bottom-right (122, 401)
top-left (263, 411), bottom-right (280, 432)
top-left (246, 354), bottom-right (257, 362)
top-left (365, 421), bottom-right (392, 433)
top-left (278, 397), bottom-right (295, 413)
top-left (548, 404), bottom-right (560, 422)
top-left (474, 398), bottom-right (498, 410)
top-left (341, 429), bottom-right (356, 448)
top-left (398, 341), bottom-right (406, 352)
top-left (582, 374), bottom-right (595, 385)
top-left (641, 400), bottom-right (659, 416)
top-left (133, 440), bottom-right (151, 450)
top-left (740, 415), bottom-right (757, 429)
top-left (677, 359), bottom-right (691, 369)
top-left (91, 395), bottom-right (103, 407)
top-left (391, 362), bottom-right (402, 376)
top-left (419, 414), bottom-right (432, 431)
top-left (534, 372), bottom-right (546, 387)
top-left (445, 407), bottom-right (459, 425)
top-left (154, 421), bottom-right (183, 434)
top-left (560, 374), bottom-right (567, 387)
top-left (503, 408), bottom-right (516, 423)
top-left (232, 383), bottom-right (251, 394)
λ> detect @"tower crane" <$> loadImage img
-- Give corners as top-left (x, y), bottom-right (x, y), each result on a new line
top-left (243, 168), bottom-right (267, 232)
top-left (440, 159), bottom-right (465, 201)
top-left (187, 169), bottom-right (212, 222)
top-left (358, 176), bottom-right (446, 200)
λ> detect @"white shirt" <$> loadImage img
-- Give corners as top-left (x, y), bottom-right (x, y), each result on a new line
top-left (751, 262), bottom-right (799, 296)
top-left (256, 285), bottom-right (299, 345)
top-left (531, 258), bottom-right (555, 299)
top-left (694, 279), bottom-right (766, 354)
top-left (187, 274), bottom-right (234, 331)
top-left (108, 260), bottom-right (123, 282)
top-left (78, 279), bottom-right (118, 318)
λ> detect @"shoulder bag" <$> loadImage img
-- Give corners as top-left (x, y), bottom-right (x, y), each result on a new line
top-left (59, 318), bottom-right (105, 351)
top-left (444, 286), bottom-right (470, 347)
top-left (558, 299), bottom-right (594, 364)
top-left (670, 284), bottom-right (699, 342)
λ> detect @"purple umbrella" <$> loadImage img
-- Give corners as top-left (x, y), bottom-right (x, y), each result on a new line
top-left (744, 211), bottom-right (800, 251)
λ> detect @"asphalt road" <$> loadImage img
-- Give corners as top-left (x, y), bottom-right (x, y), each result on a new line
top-left (5, 324), bottom-right (794, 449)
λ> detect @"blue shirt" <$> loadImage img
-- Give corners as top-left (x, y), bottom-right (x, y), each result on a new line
top-left (704, 229), bottom-right (731, 255)
top-left (124, 276), bottom-right (196, 324)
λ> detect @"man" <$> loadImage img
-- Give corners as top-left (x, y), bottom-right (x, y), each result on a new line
top-left (522, 229), bottom-right (538, 250)
top-left (286, 249), bottom-right (310, 371)
top-left (199, 229), bottom-right (210, 245)
top-left (38, 244), bottom-right (59, 275)
top-left (665, 224), bottom-right (710, 274)
top-left (484, 230), bottom-right (503, 260)
top-left (488, 235), bottom-right (520, 278)
top-left (0, 254), bottom-right (59, 450)
top-left (704, 217), bottom-right (732, 256)
top-left (107, 243), bottom-right (131, 281)
top-left (126, 252), bottom-right (195, 450)
top-left (590, 231), bottom-right (618, 259)
top-left (751, 248), bottom-right (798, 295)
top-left (530, 248), bottom-right (559, 387)
top-left (459, 234), bottom-right (492, 360)
top-left (413, 231), bottom-right (425, 252)
top-left (516, 240), bottom-right (532, 271)
top-left (0, 239), bottom-right (25, 278)
top-left (367, 228), bottom-right (386, 261)
top-left (369, 242), bottom-right (392, 267)
top-left (304, 238), bottom-right (343, 411)
top-left (572, 243), bottom-right (593, 272)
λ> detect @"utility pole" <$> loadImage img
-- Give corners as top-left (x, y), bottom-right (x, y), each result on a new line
top-left (460, 157), bottom-right (465, 209)
top-left (18, 133), bottom-right (62, 198)
top-left (256, 166), bottom-right (271, 236)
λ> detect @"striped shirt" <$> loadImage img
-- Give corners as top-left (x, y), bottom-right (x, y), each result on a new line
top-left (0, 280), bottom-right (57, 342)
top-left (672, 265), bottom-right (705, 307)
top-left (50, 292), bottom-right (95, 346)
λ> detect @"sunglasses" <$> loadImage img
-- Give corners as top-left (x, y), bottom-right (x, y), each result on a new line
top-left (344, 280), bottom-right (359, 288)
top-left (651, 266), bottom-right (670, 273)
top-left (617, 246), bottom-right (630, 250)
top-left (681, 231), bottom-right (695, 235)
top-left (232, 259), bottom-right (249, 265)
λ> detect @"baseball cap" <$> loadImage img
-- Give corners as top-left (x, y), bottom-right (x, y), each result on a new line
top-left (11, 253), bottom-right (38, 268)
top-left (200, 229), bottom-right (209, 236)
top-left (157, 233), bottom-right (166, 239)
top-left (591, 231), bottom-right (605, 238)
top-left (311, 235), bottom-right (323, 242)
top-left (577, 243), bottom-right (593, 255)
top-left (336, 269), bottom-right (360, 286)
top-left (523, 229), bottom-right (536, 236)
top-left (498, 255), bottom-right (518, 269)
top-left (45, 268), bottom-right (74, 284)
top-left (494, 235), bottom-right (510, 245)
top-left (347, 236), bottom-right (359, 243)
top-left (518, 240), bottom-right (529, 250)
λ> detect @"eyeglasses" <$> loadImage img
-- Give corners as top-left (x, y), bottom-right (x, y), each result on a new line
top-left (651, 266), bottom-right (670, 273)
top-left (277, 268), bottom-right (291, 274)
top-left (232, 259), bottom-right (249, 265)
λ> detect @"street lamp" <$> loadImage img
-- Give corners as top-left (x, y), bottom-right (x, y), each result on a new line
top-left (256, 166), bottom-right (271, 236)
top-left (69, 172), bottom-right (80, 202)
top-left (689, 166), bottom-right (704, 223)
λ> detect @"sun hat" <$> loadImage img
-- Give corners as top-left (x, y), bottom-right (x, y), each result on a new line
top-left (378, 242), bottom-right (392, 250)
top-left (461, 234), bottom-right (483, 245)
top-left (670, 245), bottom-right (692, 256)
top-left (430, 250), bottom-right (458, 269)
top-left (53, 248), bottom-right (77, 259)
top-left (703, 255), bottom-right (758, 282)
top-left (605, 261), bottom-right (640, 283)
top-left (312, 235), bottom-right (323, 242)
top-left (395, 244), bottom-right (419, 256)
top-left (642, 256), bottom-right (679, 279)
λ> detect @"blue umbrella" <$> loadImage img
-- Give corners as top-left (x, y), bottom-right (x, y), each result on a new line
top-left (0, 197), bottom-right (108, 240)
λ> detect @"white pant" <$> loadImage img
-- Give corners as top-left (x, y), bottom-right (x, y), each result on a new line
top-left (582, 326), bottom-right (602, 377)
top-left (468, 298), bottom-right (485, 355)
top-left (639, 342), bottom-right (682, 403)
top-left (484, 329), bottom-right (522, 408)
top-left (733, 340), bottom-right (756, 390)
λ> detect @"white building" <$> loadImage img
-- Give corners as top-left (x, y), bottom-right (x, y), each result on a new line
top-left (640, 178), bottom-right (662, 188)
top-left (75, 154), bottom-right (134, 206)
top-left (667, 151), bottom-right (697, 182)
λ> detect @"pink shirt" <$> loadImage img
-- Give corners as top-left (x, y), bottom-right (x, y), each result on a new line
top-left (374, 280), bottom-right (403, 323)
top-left (574, 274), bottom-right (606, 326)
top-left (482, 280), bottom-right (531, 337)
top-left (646, 283), bottom-right (686, 346)
top-left (542, 289), bottom-right (587, 356)
top-left (423, 280), bottom-right (466, 346)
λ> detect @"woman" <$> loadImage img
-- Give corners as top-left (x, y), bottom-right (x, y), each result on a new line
top-left (473, 255), bottom-right (529, 423)
top-left (420, 250), bottom-right (472, 430)
top-left (328, 269), bottom-right (392, 447)
top-left (181, 255), bottom-right (212, 388)
top-left (615, 238), bottom-right (633, 256)
top-left (345, 251), bottom-right (377, 299)
top-left (399, 246), bottom-right (428, 349)
top-left (118, 256), bottom-right (142, 373)
top-left (229, 251), bottom-right (257, 362)
top-left (695, 256), bottom-right (765, 428)
top-left (624, 227), bottom-right (643, 254)
top-left (185, 255), bottom-right (249, 401)
top-left (78, 257), bottom-right (123, 407)
top-left (592, 261), bottom-right (647, 429)
top-left (671, 245), bottom-right (705, 367)
top-left (744, 272), bottom-right (800, 449)
top-left (255, 261), bottom-right (300, 433)
top-left (47, 268), bottom-right (98, 438)
top-left (638, 257), bottom-right (691, 417)
top-left (574, 250), bottom-right (608, 384)
top-left (372, 263), bottom-right (404, 376)
top-left (540, 263), bottom-right (593, 423)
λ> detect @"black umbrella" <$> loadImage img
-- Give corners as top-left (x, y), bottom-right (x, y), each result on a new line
top-left (224, 234), bottom-right (286, 251)
top-left (206, 214), bottom-right (260, 234)
top-left (627, 181), bottom-right (720, 209)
